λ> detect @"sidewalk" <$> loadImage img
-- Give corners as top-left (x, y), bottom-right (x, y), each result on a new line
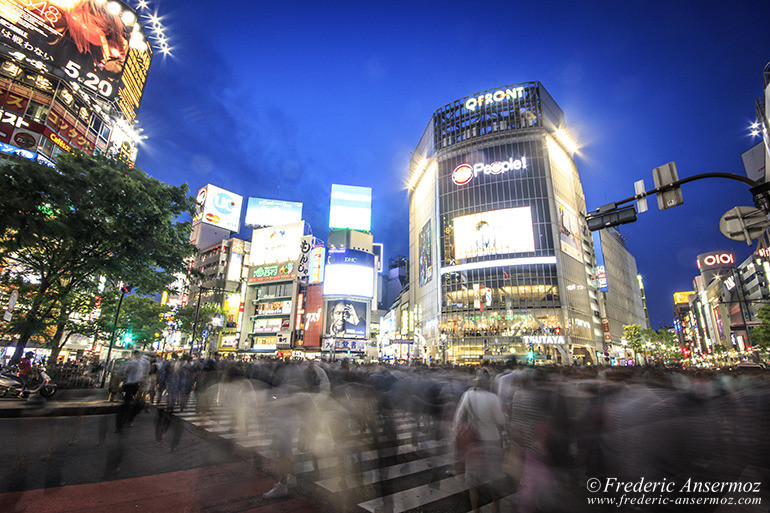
top-left (0, 388), bottom-right (120, 418)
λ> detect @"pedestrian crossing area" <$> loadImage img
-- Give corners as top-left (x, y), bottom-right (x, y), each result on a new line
top-left (168, 396), bottom-right (517, 513)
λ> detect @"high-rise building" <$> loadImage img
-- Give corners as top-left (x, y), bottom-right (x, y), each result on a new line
top-left (406, 82), bottom-right (604, 364)
top-left (593, 228), bottom-right (647, 360)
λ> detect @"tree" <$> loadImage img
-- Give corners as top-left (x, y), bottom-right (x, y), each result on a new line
top-left (750, 304), bottom-right (770, 355)
top-left (0, 152), bottom-right (197, 362)
top-left (623, 324), bottom-right (646, 363)
top-left (96, 294), bottom-right (170, 350)
top-left (172, 303), bottom-right (223, 349)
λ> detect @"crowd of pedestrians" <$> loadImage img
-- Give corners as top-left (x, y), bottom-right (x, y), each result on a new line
top-left (107, 355), bottom-right (770, 512)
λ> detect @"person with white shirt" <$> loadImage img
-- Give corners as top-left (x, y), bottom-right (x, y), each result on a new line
top-left (453, 369), bottom-right (506, 513)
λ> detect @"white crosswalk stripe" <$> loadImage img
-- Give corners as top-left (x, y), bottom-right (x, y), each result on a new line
top-left (169, 394), bottom-right (514, 512)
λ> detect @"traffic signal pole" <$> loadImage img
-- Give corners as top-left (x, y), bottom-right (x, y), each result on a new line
top-left (100, 287), bottom-right (127, 388)
top-left (586, 171), bottom-right (768, 231)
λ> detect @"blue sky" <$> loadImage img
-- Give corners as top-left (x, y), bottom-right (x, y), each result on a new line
top-left (133, 0), bottom-right (770, 327)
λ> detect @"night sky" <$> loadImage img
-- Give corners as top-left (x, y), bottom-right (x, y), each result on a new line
top-left (133, 0), bottom-right (770, 328)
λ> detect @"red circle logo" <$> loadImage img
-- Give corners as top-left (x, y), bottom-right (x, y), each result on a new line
top-left (452, 164), bottom-right (473, 185)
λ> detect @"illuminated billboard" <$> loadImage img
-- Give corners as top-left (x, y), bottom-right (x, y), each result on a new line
top-left (556, 198), bottom-right (582, 262)
top-left (323, 248), bottom-right (374, 298)
top-left (0, 0), bottom-right (151, 104)
top-left (244, 198), bottom-right (303, 228)
top-left (250, 221), bottom-right (304, 266)
top-left (673, 291), bottom-right (694, 305)
top-left (308, 246), bottom-right (326, 285)
top-left (195, 185), bottom-right (243, 233)
top-left (303, 285), bottom-right (323, 347)
top-left (324, 298), bottom-right (369, 339)
top-left (452, 207), bottom-right (535, 260)
top-left (329, 184), bottom-right (371, 231)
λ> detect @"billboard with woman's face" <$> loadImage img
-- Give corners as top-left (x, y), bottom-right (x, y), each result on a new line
top-left (0, 0), bottom-right (151, 109)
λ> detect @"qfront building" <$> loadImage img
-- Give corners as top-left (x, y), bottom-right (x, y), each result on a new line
top-left (407, 82), bottom-right (608, 364)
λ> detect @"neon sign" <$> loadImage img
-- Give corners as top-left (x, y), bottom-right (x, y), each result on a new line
top-left (249, 261), bottom-right (295, 282)
top-left (452, 156), bottom-right (527, 185)
top-left (697, 252), bottom-right (734, 269)
top-left (464, 87), bottom-right (525, 112)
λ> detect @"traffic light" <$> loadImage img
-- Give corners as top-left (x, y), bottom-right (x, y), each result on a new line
top-left (119, 284), bottom-right (131, 294)
top-left (586, 204), bottom-right (638, 231)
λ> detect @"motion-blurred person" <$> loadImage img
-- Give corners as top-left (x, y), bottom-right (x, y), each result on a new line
top-left (452, 370), bottom-right (506, 513)
top-left (115, 351), bottom-right (148, 433)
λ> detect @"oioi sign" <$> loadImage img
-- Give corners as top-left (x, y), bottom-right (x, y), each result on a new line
top-left (452, 156), bottom-right (527, 186)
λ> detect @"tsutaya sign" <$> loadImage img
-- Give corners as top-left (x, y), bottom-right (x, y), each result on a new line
top-left (522, 335), bottom-right (566, 345)
top-left (464, 87), bottom-right (525, 112)
top-left (452, 156), bottom-right (527, 185)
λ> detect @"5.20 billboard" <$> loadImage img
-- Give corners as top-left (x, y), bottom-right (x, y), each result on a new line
top-left (0, 0), bottom-right (150, 105)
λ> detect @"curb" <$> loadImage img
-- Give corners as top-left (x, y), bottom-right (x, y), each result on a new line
top-left (0, 401), bottom-right (120, 418)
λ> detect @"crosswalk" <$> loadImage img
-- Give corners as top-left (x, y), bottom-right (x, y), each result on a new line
top-left (167, 394), bottom-right (518, 513)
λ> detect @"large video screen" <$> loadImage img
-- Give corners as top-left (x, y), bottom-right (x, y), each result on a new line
top-left (453, 207), bottom-right (535, 260)
top-left (0, 0), bottom-right (150, 103)
top-left (245, 197), bottom-right (303, 228)
top-left (323, 249), bottom-right (374, 298)
top-left (329, 184), bottom-right (371, 231)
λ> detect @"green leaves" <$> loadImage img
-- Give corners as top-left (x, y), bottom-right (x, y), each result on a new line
top-left (0, 151), bottom-right (198, 350)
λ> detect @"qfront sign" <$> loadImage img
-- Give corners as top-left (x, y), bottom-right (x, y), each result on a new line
top-left (452, 156), bottom-right (527, 185)
top-left (464, 87), bottom-right (525, 112)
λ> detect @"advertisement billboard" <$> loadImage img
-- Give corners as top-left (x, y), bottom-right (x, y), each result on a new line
top-left (303, 285), bottom-right (323, 348)
top-left (296, 235), bottom-right (312, 281)
top-left (419, 220), bottom-right (433, 286)
top-left (195, 185), bottom-right (243, 233)
top-left (452, 207), bottom-right (535, 260)
top-left (244, 198), bottom-right (303, 228)
top-left (308, 246), bottom-right (326, 285)
top-left (324, 298), bottom-right (369, 339)
top-left (323, 248), bottom-right (375, 298)
top-left (250, 221), bottom-right (304, 266)
top-left (248, 261), bottom-right (296, 284)
top-left (0, 0), bottom-right (151, 103)
top-left (329, 184), bottom-right (372, 231)
top-left (556, 197), bottom-right (582, 262)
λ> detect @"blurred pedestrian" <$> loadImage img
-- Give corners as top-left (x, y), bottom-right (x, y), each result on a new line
top-left (452, 370), bottom-right (506, 513)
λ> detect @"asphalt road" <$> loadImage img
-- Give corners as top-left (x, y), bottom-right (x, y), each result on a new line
top-left (0, 408), bottom-right (329, 513)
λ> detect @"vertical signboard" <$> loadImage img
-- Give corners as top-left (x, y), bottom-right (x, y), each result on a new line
top-left (303, 285), bottom-right (324, 347)
top-left (297, 235), bottom-right (313, 281)
top-left (419, 220), bottom-right (433, 286)
top-left (592, 232), bottom-right (609, 292)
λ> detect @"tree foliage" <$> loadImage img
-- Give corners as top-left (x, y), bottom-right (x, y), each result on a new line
top-left (0, 152), bottom-right (197, 361)
top-left (750, 305), bottom-right (770, 352)
top-left (172, 303), bottom-right (223, 344)
top-left (96, 293), bottom-right (170, 349)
